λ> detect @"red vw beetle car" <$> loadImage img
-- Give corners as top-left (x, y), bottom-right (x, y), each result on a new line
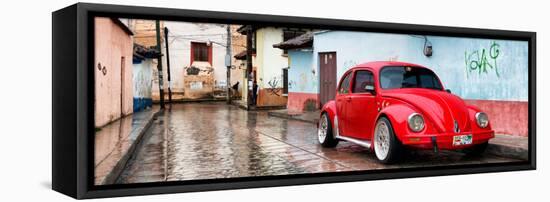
top-left (317, 61), bottom-right (495, 163)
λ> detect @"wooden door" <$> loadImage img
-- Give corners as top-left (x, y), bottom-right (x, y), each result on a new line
top-left (319, 52), bottom-right (337, 107)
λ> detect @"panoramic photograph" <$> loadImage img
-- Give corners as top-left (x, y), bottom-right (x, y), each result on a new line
top-left (93, 17), bottom-right (529, 185)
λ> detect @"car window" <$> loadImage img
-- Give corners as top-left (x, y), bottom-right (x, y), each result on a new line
top-left (352, 70), bottom-right (374, 93)
top-left (338, 72), bottom-right (352, 94)
top-left (380, 66), bottom-right (443, 90)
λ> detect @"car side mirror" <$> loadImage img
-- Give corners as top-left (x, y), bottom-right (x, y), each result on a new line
top-left (446, 89), bottom-right (452, 93)
top-left (364, 84), bottom-right (376, 95)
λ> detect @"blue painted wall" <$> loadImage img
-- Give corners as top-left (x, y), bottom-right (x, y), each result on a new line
top-left (133, 97), bottom-right (153, 112)
top-left (288, 49), bottom-right (317, 94)
top-left (299, 31), bottom-right (529, 101)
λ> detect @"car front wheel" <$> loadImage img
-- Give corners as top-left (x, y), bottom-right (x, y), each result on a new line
top-left (318, 113), bottom-right (339, 148)
top-left (373, 117), bottom-right (402, 163)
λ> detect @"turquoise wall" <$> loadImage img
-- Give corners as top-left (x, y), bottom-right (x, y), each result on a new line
top-left (288, 49), bottom-right (317, 94)
top-left (297, 31), bottom-right (529, 101)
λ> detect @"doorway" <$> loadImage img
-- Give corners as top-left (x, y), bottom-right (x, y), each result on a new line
top-left (319, 52), bottom-right (337, 107)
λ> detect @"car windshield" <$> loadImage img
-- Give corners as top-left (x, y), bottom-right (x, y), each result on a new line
top-left (379, 66), bottom-right (443, 90)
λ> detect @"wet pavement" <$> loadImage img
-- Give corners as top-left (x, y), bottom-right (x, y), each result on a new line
top-left (117, 102), bottom-right (520, 184)
top-left (94, 107), bottom-right (159, 185)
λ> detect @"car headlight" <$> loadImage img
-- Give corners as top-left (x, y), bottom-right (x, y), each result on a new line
top-left (476, 112), bottom-right (489, 128)
top-left (408, 113), bottom-right (425, 132)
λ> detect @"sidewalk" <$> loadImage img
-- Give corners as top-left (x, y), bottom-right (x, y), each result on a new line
top-left (232, 100), bottom-right (287, 111)
top-left (267, 109), bottom-right (321, 124)
top-left (488, 134), bottom-right (529, 160)
top-left (267, 109), bottom-right (528, 160)
top-left (94, 106), bottom-right (161, 185)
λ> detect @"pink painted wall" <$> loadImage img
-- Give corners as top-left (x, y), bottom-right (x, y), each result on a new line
top-left (465, 100), bottom-right (528, 137)
top-left (287, 92), bottom-right (319, 112)
top-left (94, 17), bottom-right (134, 128)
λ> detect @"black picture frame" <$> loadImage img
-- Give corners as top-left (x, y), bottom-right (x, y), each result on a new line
top-left (52, 3), bottom-right (536, 199)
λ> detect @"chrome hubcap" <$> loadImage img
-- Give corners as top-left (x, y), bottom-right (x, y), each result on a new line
top-left (318, 114), bottom-right (328, 143)
top-left (374, 121), bottom-right (390, 160)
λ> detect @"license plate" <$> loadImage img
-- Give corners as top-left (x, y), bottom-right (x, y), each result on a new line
top-left (453, 134), bottom-right (473, 146)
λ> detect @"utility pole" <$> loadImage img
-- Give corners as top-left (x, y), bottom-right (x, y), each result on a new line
top-left (155, 20), bottom-right (165, 109)
top-left (164, 27), bottom-right (172, 104)
top-left (225, 24), bottom-right (232, 104)
top-left (246, 26), bottom-right (253, 109)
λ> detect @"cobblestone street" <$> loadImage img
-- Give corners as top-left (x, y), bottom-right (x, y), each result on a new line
top-left (117, 102), bottom-right (520, 184)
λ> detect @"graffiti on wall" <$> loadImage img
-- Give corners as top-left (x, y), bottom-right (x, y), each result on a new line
top-left (288, 80), bottom-right (296, 90)
top-left (266, 76), bottom-right (281, 96)
top-left (465, 41), bottom-right (501, 78)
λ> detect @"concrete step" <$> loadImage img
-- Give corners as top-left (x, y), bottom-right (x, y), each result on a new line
top-left (267, 109), bottom-right (320, 124)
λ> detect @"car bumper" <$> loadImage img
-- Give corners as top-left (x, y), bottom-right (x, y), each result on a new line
top-left (400, 131), bottom-right (495, 150)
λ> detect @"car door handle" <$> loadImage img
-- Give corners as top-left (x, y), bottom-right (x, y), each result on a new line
top-left (346, 97), bottom-right (352, 101)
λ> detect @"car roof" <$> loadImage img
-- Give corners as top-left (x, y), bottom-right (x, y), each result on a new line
top-left (351, 61), bottom-right (429, 72)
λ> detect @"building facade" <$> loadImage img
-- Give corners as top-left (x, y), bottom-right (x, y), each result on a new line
top-left (132, 44), bottom-right (160, 112)
top-left (229, 25), bottom-right (247, 99)
top-left (94, 17), bottom-right (134, 128)
top-left (120, 19), bottom-right (164, 112)
top-left (144, 22), bottom-right (243, 101)
top-left (237, 26), bottom-right (309, 107)
top-left (253, 27), bottom-right (289, 106)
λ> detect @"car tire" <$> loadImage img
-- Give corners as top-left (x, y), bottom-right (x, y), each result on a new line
top-left (318, 113), bottom-right (339, 148)
top-left (462, 142), bottom-right (489, 156)
top-left (373, 117), bottom-right (403, 164)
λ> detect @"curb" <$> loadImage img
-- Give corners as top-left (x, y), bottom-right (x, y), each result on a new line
top-left (101, 110), bottom-right (162, 185)
top-left (267, 111), bottom-right (318, 124)
top-left (486, 141), bottom-right (528, 160)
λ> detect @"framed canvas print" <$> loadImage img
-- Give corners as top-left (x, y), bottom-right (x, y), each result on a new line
top-left (52, 3), bottom-right (536, 199)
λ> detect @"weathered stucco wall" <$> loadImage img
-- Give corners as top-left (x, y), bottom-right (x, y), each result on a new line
top-left (129, 19), bottom-right (164, 47)
top-left (287, 49), bottom-right (317, 111)
top-left (256, 28), bottom-right (289, 89)
top-left (181, 75), bottom-right (215, 99)
top-left (150, 21), bottom-right (231, 101)
top-left (288, 49), bottom-right (316, 94)
top-left (230, 25), bottom-right (246, 98)
top-left (132, 59), bottom-right (153, 112)
top-left (312, 31), bottom-right (528, 101)
top-left (254, 27), bottom-right (289, 106)
top-left (465, 99), bottom-right (528, 136)
top-left (94, 17), bottom-right (134, 128)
